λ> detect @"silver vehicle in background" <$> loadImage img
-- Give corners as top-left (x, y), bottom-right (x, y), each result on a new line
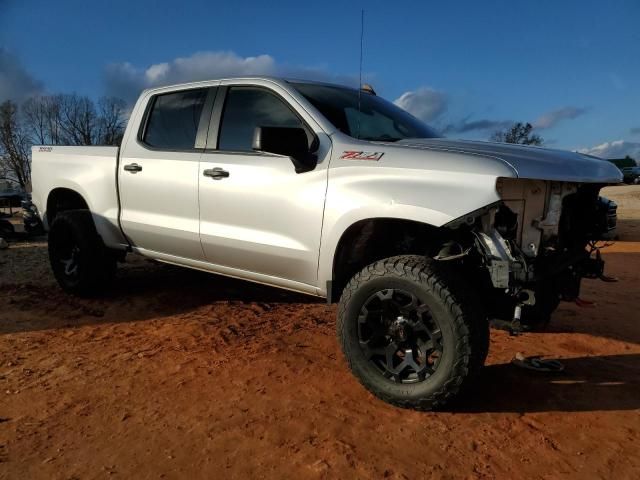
top-left (31, 77), bottom-right (622, 409)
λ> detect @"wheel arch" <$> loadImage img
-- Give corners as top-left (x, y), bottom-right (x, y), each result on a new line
top-left (46, 187), bottom-right (90, 227)
top-left (325, 217), bottom-right (448, 303)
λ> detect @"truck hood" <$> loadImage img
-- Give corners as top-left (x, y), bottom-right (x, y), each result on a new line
top-left (393, 138), bottom-right (623, 183)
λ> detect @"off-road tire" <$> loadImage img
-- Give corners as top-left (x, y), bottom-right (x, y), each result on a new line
top-left (48, 210), bottom-right (116, 296)
top-left (0, 219), bottom-right (14, 237)
top-left (337, 255), bottom-right (489, 411)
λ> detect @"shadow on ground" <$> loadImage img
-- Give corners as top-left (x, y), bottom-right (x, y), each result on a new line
top-left (2, 244), bottom-right (640, 415)
top-left (452, 353), bottom-right (640, 413)
top-left (2, 247), bottom-right (638, 347)
top-left (0, 259), bottom-right (322, 335)
top-left (615, 218), bottom-right (640, 241)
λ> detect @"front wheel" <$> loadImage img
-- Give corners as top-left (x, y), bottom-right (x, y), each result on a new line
top-left (48, 210), bottom-right (117, 296)
top-left (337, 255), bottom-right (488, 410)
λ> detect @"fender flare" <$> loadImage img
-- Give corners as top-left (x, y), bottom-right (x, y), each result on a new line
top-left (317, 205), bottom-right (452, 296)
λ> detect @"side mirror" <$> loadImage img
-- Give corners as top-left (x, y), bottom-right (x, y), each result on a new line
top-left (252, 126), bottom-right (318, 173)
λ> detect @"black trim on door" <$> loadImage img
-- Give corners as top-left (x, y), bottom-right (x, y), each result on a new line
top-left (195, 87), bottom-right (218, 149)
top-left (206, 86), bottom-right (228, 150)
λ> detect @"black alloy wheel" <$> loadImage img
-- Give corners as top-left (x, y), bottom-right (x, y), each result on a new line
top-left (337, 255), bottom-right (489, 410)
top-left (357, 288), bottom-right (443, 383)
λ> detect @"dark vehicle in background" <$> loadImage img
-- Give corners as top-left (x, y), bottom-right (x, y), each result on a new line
top-left (0, 191), bottom-right (23, 238)
top-left (0, 191), bottom-right (44, 238)
top-left (22, 198), bottom-right (45, 235)
top-left (621, 166), bottom-right (640, 184)
top-left (0, 217), bottom-right (13, 237)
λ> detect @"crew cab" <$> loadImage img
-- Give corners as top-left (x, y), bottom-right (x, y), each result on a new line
top-left (32, 77), bottom-right (622, 410)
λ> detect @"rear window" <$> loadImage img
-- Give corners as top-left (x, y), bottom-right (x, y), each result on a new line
top-left (142, 88), bottom-right (208, 149)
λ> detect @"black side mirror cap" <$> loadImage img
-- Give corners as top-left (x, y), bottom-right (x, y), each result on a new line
top-left (252, 126), bottom-right (318, 173)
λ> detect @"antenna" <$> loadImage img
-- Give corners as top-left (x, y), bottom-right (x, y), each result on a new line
top-left (357, 9), bottom-right (364, 139)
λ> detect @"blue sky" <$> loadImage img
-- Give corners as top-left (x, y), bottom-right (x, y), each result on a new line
top-left (1, 0), bottom-right (639, 158)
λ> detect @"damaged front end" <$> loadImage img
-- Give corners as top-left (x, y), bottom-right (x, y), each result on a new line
top-left (445, 178), bottom-right (617, 332)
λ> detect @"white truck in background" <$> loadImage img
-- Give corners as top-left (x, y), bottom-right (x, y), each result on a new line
top-left (32, 77), bottom-right (622, 409)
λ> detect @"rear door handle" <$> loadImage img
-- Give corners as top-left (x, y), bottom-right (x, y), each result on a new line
top-left (124, 163), bottom-right (143, 173)
top-left (203, 167), bottom-right (229, 180)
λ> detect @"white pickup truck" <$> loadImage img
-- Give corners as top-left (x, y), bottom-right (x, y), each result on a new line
top-left (32, 77), bottom-right (622, 409)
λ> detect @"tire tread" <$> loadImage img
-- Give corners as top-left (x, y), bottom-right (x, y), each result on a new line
top-left (48, 209), bottom-right (116, 296)
top-left (337, 255), bottom-right (488, 410)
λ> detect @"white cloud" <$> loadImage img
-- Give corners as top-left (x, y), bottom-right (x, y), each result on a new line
top-left (393, 87), bottom-right (447, 123)
top-left (534, 106), bottom-right (588, 129)
top-left (104, 51), bottom-right (277, 102)
top-left (104, 50), bottom-right (356, 103)
top-left (145, 63), bottom-right (170, 83)
top-left (579, 140), bottom-right (640, 161)
top-left (0, 48), bottom-right (43, 103)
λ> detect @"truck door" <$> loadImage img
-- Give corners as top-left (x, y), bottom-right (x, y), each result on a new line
top-left (198, 83), bottom-right (330, 288)
top-left (119, 86), bottom-right (217, 260)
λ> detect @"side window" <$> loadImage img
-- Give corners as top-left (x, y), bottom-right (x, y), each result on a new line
top-left (218, 87), bottom-right (304, 151)
top-left (143, 88), bottom-right (208, 149)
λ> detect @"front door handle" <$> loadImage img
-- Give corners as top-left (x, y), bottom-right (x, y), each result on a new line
top-left (124, 163), bottom-right (143, 173)
top-left (203, 167), bottom-right (230, 180)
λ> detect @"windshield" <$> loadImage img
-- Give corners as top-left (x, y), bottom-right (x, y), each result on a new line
top-left (291, 82), bottom-right (440, 142)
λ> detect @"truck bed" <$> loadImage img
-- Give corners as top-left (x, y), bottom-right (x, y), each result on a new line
top-left (31, 146), bottom-right (127, 247)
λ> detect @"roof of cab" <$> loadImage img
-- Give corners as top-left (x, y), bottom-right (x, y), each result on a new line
top-left (141, 76), bottom-right (357, 95)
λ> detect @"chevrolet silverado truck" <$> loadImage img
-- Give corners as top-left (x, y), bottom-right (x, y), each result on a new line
top-left (31, 77), bottom-right (622, 410)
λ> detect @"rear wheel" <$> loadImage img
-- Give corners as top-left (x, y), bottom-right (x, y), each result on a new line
top-left (48, 210), bottom-right (117, 296)
top-left (337, 255), bottom-right (488, 410)
top-left (0, 219), bottom-right (14, 237)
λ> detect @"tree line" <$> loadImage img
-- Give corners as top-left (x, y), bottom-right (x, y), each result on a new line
top-left (0, 95), bottom-right (126, 190)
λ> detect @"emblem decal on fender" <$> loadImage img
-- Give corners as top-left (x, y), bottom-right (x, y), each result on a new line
top-left (340, 151), bottom-right (384, 161)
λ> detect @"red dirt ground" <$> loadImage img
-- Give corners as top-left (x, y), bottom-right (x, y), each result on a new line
top-left (1, 186), bottom-right (639, 479)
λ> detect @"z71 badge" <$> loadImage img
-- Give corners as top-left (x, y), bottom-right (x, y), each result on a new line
top-left (340, 151), bottom-right (384, 161)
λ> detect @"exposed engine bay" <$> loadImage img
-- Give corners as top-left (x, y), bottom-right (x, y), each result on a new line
top-left (445, 178), bottom-right (618, 331)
